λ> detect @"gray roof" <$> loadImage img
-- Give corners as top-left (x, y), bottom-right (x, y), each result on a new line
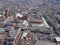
top-left (20, 25), bottom-right (28, 29)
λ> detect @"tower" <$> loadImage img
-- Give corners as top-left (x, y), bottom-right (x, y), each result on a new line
top-left (4, 9), bottom-right (10, 18)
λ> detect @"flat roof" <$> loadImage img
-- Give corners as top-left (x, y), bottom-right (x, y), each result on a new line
top-left (21, 32), bottom-right (28, 39)
top-left (16, 13), bottom-right (23, 18)
top-left (55, 37), bottom-right (60, 42)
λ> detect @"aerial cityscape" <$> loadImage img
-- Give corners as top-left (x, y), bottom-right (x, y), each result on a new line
top-left (0, 0), bottom-right (60, 45)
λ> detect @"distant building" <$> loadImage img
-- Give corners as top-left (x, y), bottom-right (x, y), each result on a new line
top-left (28, 16), bottom-right (53, 34)
top-left (4, 9), bottom-right (10, 18)
top-left (16, 13), bottom-right (30, 20)
top-left (54, 37), bottom-right (60, 42)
